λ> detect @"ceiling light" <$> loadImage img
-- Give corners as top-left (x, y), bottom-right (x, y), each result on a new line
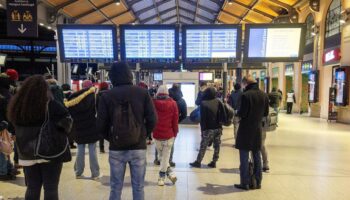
top-left (0, 4), bottom-right (3, 7)
top-left (115, 0), bottom-right (120, 5)
top-left (311, 32), bottom-right (316, 36)
top-left (228, 0), bottom-right (233, 5)
top-left (340, 19), bottom-right (346, 24)
top-left (47, 26), bottom-right (52, 30)
top-left (39, 23), bottom-right (44, 26)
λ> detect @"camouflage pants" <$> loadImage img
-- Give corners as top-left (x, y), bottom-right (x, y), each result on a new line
top-left (196, 129), bottom-right (223, 163)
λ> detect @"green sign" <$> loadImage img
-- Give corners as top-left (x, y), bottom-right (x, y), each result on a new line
top-left (302, 62), bottom-right (313, 74)
top-left (260, 71), bottom-right (266, 79)
top-left (252, 72), bottom-right (257, 79)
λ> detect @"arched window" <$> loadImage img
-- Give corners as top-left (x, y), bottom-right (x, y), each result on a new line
top-left (305, 14), bottom-right (314, 45)
top-left (325, 0), bottom-right (341, 38)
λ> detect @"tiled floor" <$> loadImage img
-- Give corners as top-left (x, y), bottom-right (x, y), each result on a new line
top-left (1, 114), bottom-right (350, 200)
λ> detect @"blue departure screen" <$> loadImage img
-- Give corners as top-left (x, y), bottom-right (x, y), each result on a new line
top-left (185, 29), bottom-right (237, 62)
top-left (124, 29), bottom-right (175, 62)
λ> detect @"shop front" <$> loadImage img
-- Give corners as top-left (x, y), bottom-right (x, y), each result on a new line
top-left (301, 61), bottom-right (313, 113)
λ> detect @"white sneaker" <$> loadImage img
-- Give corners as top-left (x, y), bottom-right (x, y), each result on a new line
top-left (92, 173), bottom-right (103, 180)
top-left (158, 177), bottom-right (165, 186)
top-left (167, 174), bottom-right (177, 184)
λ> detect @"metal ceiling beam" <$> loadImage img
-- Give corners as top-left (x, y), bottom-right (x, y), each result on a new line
top-left (135, 0), bottom-right (173, 16)
top-left (232, 0), bottom-right (275, 19)
top-left (98, 9), bottom-right (131, 24)
top-left (268, 0), bottom-right (292, 11)
top-left (214, 0), bottom-right (227, 24)
top-left (210, 0), bottom-right (222, 6)
top-left (87, 0), bottom-right (115, 24)
top-left (73, 1), bottom-right (115, 21)
top-left (180, 7), bottom-right (212, 23)
top-left (54, 0), bottom-right (78, 10)
top-left (175, 0), bottom-right (180, 24)
top-left (197, 4), bottom-right (217, 14)
top-left (194, 0), bottom-right (200, 23)
top-left (238, 0), bottom-right (259, 23)
top-left (221, 9), bottom-right (254, 23)
top-left (122, 0), bottom-right (140, 24)
top-left (179, 14), bottom-right (194, 22)
top-left (139, 6), bottom-right (176, 24)
top-left (128, 0), bottom-right (143, 5)
top-left (162, 15), bottom-right (177, 23)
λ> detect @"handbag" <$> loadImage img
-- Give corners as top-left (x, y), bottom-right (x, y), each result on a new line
top-left (35, 102), bottom-right (70, 160)
top-left (0, 129), bottom-right (13, 155)
top-left (189, 107), bottom-right (201, 123)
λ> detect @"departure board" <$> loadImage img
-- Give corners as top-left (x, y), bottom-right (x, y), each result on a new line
top-left (120, 25), bottom-right (179, 63)
top-left (57, 25), bottom-right (117, 63)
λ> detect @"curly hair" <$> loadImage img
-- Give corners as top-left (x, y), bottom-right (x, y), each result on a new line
top-left (8, 75), bottom-right (50, 126)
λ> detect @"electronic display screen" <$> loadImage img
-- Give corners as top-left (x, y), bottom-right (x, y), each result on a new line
top-left (245, 24), bottom-right (305, 62)
top-left (182, 25), bottom-right (241, 63)
top-left (199, 72), bottom-right (213, 81)
top-left (335, 70), bottom-right (346, 105)
top-left (308, 72), bottom-right (316, 102)
top-left (0, 54), bottom-right (6, 65)
top-left (166, 83), bottom-right (196, 107)
top-left (154, 73), bottom-right (163, 81)
top-left (57, 25), bottom-right (117, 63)
top-left (120, 25), bottom-right (179, 63)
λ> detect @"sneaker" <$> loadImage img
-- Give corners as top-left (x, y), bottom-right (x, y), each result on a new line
top-left (92, 173), bottom-right (103, 180)
top-left (207, 161), bottom-right (216, 168)
top-left (0, 174), bottom-right (16, 181)
top-left (189, 161), bottom-right (201, 168)
top-left (262, 167), bottom-right (270, 172)
top-left (167, 174), bottom-right (177, 184)
top-left (76, 175), bottom-right (85, 179)
top-left (158, 176), bottom-right (165, 186)
top-left (169, 161), bottom-right (176, 167)
top-left (154, 159), bottom-right (160, 166)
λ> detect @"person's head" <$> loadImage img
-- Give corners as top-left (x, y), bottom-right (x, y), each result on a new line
top-left (82, 80), bottom-right (93, 89)
top-left (234, 83), bottom-right (241, 91)
top-left (61, 84), bottom-right (71, 91)
top-left (8, 75), bottom-right (49, 125)
top-left (290, 89), bottom-right (294, 93)
top-left (99, 82), bottom-right (109, 91)
top-left (241, 75), bottom-right (256, 89)
top-left (172, 83), bottom-right (181, 90)
top-left (200, 81), bottom-right (207, 89)
top-left (203, 87), bottom-right (217, 100)
top-left (109, 62), bottom-right (133, 87)
top-left (156, 85), bottom-right (169, 96)
top-left (271, 87), bottom-right (277, 92)
top-left (6, 69), bottom-right (19, 82)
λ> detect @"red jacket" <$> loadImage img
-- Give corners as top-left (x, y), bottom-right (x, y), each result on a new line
top-left (152, 94), bottom-right (179, 140)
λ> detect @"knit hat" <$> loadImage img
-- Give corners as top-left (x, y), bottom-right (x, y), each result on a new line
top-left (99, 82), bottom-right (109, 90)
top-left (82, 80), bottom-right (93, 89)
top-left (109, 62), bottom-right (133, 86)
top-left (6, 69), bottom-right (18, 81)
top-left (156, 85), bottom-right (169, 96)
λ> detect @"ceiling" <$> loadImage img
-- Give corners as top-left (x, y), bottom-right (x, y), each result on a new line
top-left (43, 0), bottom-right (306, 25)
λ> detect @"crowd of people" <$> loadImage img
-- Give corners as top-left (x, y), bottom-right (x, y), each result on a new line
top-left (0, 62), bottom-right (288, 199)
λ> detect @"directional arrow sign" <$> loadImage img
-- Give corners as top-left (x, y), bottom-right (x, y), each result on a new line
top-left (7, 0), bottom-right (38, 37)
top-left (18, 24), bottom-right (27, 34)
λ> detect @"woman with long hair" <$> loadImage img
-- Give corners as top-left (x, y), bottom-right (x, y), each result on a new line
top-left (7, 75), bottom-right (72, 200)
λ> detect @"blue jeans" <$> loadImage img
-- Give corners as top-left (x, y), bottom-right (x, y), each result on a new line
top-left (74, 143), bottom-right (100, 177)
top-left (109, 150), bottom-right (146, 200)
top-left (0, 153), bottom-right (9, 175)
top-left (239, 150), bottom-right (262, 186)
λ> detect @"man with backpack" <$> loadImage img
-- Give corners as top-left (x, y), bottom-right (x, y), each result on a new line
top-left (97, 62), bottom-right (157, 200)
top-left (234, 75), bottom-right (269, 190)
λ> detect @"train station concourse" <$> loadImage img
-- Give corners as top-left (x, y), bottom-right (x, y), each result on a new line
top-left (1, 0), bottom-right (350, 200)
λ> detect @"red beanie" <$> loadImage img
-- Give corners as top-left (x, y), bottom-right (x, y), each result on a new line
top-left (99, 82), bottom-right (109, 90)
top-left (6, 69), bottom-right (19, 81)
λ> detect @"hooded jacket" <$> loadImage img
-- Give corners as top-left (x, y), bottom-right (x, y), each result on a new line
top-left (152, 94), bottom-right (179, 140)
top-left (97, 62), bottom-right (157, 151)
top-left (65, 87), bottom-right (100, 144)
top-left (236, 83), bottom-right (269, 151)
top-left (200, 87), bottom-right (222, 131)
top-left (169, 88), bottom-right (187, 122)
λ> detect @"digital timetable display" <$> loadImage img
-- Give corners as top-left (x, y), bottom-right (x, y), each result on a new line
top-left (120, 25), bottom-right (179, 63)
top-left (57, 25), bottom-right (118, 63)
top-left (244, 24), bottom-right (306, 62)
top-left (182, 25), bottom-right (242, 63)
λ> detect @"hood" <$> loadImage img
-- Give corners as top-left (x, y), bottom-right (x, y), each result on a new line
top-left (109, 62), bottom-right (133, 86)
top-left (244, 83), bottom-right (259, 92)
top-left (202, 87), bottom-right (217, 100)
top-left (169, 88), bottom-right (183, 101)
top-left (49, 84), bottom-right (60, 91)
top-left (64, 87), bottom-right (95, 108)
top-left (154, 97), bottom-right (173, 112)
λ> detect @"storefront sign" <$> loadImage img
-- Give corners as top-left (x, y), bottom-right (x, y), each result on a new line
top-left (302, 61), bottom-right (313, 74)
top-left (323, 48), bottom-right (341, 65)
top-left (6, 0), bottom-right (37, 37)
top-left (285, 64), bottom-right (294, 76)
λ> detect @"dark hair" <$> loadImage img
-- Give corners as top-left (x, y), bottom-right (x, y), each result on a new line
top-left (200, 82), bottom-right (207, 87)
top-left (234, 83), bottom-right (241, 91)
top-left (61, 83), bottom-right (71, 91)
top-left (8, 75), bottom-right (49, 125)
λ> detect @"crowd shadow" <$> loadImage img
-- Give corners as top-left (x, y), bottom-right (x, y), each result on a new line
top-left (197, 183), bottom-right (245, 195)
top-left (219, 168), bottom-right (240, 174)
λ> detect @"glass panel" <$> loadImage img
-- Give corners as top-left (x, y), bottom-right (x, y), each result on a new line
top-left (325, 0), bottom-right (341, 38)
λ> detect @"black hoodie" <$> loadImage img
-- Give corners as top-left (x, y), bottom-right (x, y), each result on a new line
top-left (200, 87), bottom-right (222, 131)
top-left (97, 62), bottom-right (157, 151)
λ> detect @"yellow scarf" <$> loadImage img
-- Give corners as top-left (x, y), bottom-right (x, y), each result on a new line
top-left (64, 87), bottom-right (96, 108)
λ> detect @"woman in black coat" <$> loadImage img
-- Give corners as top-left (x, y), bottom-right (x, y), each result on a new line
top-left (7, 75), bottom-right (73, 200)
top-left (64, 80), bottom-right (101, 179)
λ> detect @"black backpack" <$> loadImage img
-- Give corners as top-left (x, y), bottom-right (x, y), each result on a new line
top-left (111, 98), bottom-right (142, 148)
top-left (218, 101), bottom-right (235, 126)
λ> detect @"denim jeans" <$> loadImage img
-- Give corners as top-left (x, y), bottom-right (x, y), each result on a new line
top-left (109, 150), bottom-right (147, 200)
top-left (155, 138), bottom-right (175, 175)
top-left (239, 150), bottom-right (262, 186)
top-left (23, 162), bottom-right (63, 200)
top-left (0, 152), bottom-right (10, 175)
top-left (74, 143), bottom-right (100, 177)
top-left (261, 131), bottom-right (269, 168)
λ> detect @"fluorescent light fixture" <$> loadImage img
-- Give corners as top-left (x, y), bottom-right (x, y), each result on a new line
top-left (340, 19), bottom-right (346, 24)
top-left (311, 32), bottom-right (316, 36)
top-left (115, 0), bottom-right (120, 5)
top-left (47, 26), bottom-right (52, 30)
top-left (228, 0), bottom-right (233, 5)
top-left (39, 23), bottom-right (44, 26)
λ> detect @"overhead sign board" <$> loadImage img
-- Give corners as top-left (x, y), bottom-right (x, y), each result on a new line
top-left (6, 0), bottom-right (38, 38)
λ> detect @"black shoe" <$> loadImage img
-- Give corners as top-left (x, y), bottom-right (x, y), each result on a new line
top-left (0, 174), bottom-right (16, 181)
top-left (154, 160), bottom-right (160, 166)
top-left (207, 161), bottom-right (216, 168)
top-left (189, 161), bottom-right (201, 168)
top-left (234, 184), bottom-right (249, 190)
top-left (250, 184), bottom-right (262, 190)
top-left (262, 167), bottom-right (270, 172)
top-left (169, 161), bottom-right (176, 167)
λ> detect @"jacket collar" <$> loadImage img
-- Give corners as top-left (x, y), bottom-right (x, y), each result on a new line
top-left (244, 83), bottom-right (259, 92)
top-left (64, 87), bottom-right (95, 108)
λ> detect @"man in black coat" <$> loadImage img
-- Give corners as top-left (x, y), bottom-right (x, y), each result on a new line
top-left (97, 62), bottom-right (157, 200)
top-left (234, 75), bottom-right (269, 190)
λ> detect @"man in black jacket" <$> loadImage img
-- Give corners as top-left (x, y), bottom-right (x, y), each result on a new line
top-left (97, 62), bottom-right (157, 200)
top-left (234, 75), bottom-right (269, 190)
top-left (190, 87), bottom-right (223, 168)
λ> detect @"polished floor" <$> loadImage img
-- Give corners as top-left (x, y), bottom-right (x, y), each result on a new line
top-left (1, 114), bottom-right (350, 200)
